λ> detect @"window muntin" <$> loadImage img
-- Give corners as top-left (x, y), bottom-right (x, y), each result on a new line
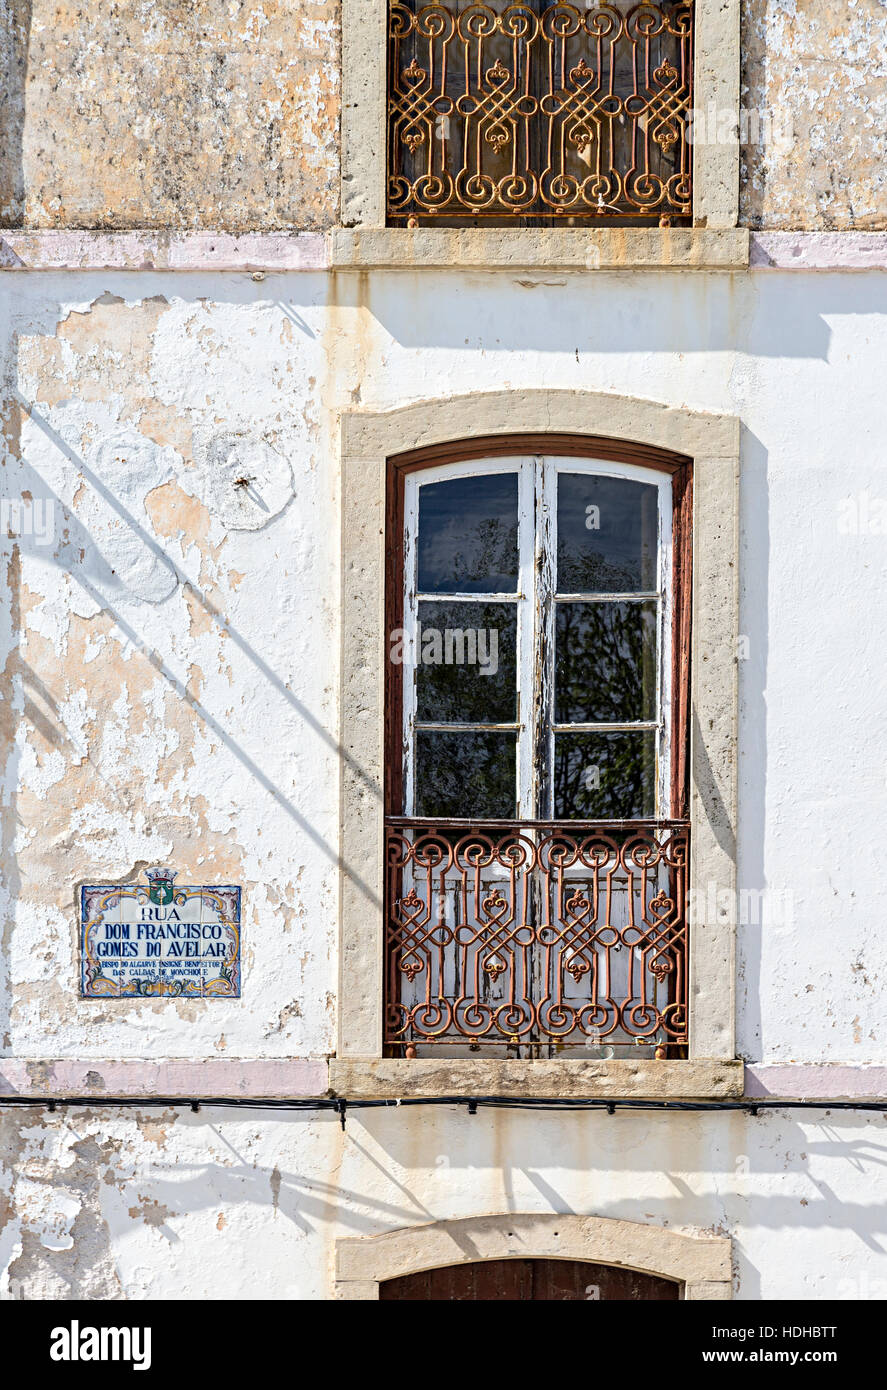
top-left (387, 0), bottom-right (695, 227)
top-left (401, 455), bottom-right (674, 821)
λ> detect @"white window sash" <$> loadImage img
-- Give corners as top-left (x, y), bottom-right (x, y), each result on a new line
top-left (403, 454), bottom-right (673, 820)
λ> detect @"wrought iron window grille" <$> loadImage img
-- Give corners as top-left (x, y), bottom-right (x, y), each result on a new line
top-left (385, 817), bottom-right (689, 1057)
top-left (387, 1), bottom-right (695, 226)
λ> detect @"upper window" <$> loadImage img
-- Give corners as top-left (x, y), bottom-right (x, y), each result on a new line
top-left (387, 1), bottom-right (695, 227)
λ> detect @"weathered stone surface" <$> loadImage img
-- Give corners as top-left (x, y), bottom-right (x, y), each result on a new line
top-left (0, 1), bottom-right (340, 230)
top-left (329, 227), bottom-right (750, 270)
top-left (329, 1059), bottom-right (746, 1100)
top-left (740, 0), bottom-right (887, 230)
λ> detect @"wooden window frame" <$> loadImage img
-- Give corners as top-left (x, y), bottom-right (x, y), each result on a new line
top-left (378, 1258), bottom-right (682, 1301)
top-left (385, 435), bottom-right (693, 824)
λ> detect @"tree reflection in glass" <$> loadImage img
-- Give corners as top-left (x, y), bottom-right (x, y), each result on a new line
top-left (418, 473), bottom-right (519, 594)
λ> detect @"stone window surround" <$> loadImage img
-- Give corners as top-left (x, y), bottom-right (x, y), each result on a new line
top-left (338, 0), bottom-right (745, 271)
top-left (334, 1213), bottom-right (733, 1299)
top-left (333, 388), bottom-right (742, 1101)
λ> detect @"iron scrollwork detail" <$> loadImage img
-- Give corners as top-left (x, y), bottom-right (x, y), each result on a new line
top-left (385, 818), bottom-right (690, 1054)
top-left (388, 1), bottom-right (694, 223)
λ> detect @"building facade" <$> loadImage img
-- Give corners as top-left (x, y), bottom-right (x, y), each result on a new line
top-left (1, 0), bottom-right (886, 1300)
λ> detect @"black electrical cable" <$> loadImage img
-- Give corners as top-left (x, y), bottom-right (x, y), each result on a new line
top-left (1, 1095), bottom-right (884, 1117)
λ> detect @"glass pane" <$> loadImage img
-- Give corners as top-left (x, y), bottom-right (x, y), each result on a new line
top-left (415, 731), bottom-right (517, 819)
top-left (554, 731), bottom-right (656, 819)
top-left (555, 601), bottom-right (658, 724)
top-left (416, 601), bottom-right (517, 724)
top-left (557, 472), bottom-right (659, 594)
top-left (418, 472), bottom-right (519, 594)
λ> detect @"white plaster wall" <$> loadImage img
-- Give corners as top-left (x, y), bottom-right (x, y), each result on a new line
top-left (2, 264), bottom-right (887, 1301)
top-left (1, 1103), bottom-right (884, 1300)
top-left (1, 266), bottom-right (886, 1063)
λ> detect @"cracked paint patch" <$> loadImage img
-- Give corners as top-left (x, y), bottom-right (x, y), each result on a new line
top-left (128, 1197), bottom-right (177, 1235)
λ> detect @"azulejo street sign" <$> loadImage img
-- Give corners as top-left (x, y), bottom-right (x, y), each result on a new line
top-left (80, 867), bottom-right (241, 998)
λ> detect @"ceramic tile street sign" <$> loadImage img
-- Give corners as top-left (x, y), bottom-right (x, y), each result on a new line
top-left (80, 867), bottom-right (241, 998)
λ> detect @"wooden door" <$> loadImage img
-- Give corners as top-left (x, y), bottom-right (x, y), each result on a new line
top-left (379, 1258), bottom-right (681, 1301)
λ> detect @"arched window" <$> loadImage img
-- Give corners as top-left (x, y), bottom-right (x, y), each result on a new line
top-left (384, 440), bottom-right (692, 1059)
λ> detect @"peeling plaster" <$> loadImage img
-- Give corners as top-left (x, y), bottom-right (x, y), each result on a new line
top-left (1, 1115), bottom-right (125, 1298)
top-left (2, 276), bottom-right (337, 1058)
top-left (2, 1105), bottom-right (886, 1300)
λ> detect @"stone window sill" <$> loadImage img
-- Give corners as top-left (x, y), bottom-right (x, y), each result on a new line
top-left (329, 1058), bottom-right (745, 1101)
top-left (330, 227), bottom-right (749, 273)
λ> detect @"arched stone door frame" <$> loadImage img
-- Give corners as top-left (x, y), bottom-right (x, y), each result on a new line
top-left (334, 1214), bottom-right (732, 1299)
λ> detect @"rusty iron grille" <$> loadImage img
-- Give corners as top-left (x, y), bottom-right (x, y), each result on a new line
top-left (385, 818), bottom-right (689, 1054)
top-left (387, 1), bottom-right (694, 224)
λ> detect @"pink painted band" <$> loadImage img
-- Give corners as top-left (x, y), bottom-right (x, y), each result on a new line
top-left (0, 231), bottom-right (328, 273)
top-left (2, 231), bottom-right (886, 273)
top-left (750, 232), bottom-right (887, 270)
top-left (744, 1065), bottom-right (887, 1101)
top-left (0, 1060), bottom-right (884, 1102)
top-left (0, 1058), bottom-right (329, 1100)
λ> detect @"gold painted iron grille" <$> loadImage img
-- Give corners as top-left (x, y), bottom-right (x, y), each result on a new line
top-left (385, 818), bottom-right (689, 1055)
top-left (387, 1), bottom-right (694, 224)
